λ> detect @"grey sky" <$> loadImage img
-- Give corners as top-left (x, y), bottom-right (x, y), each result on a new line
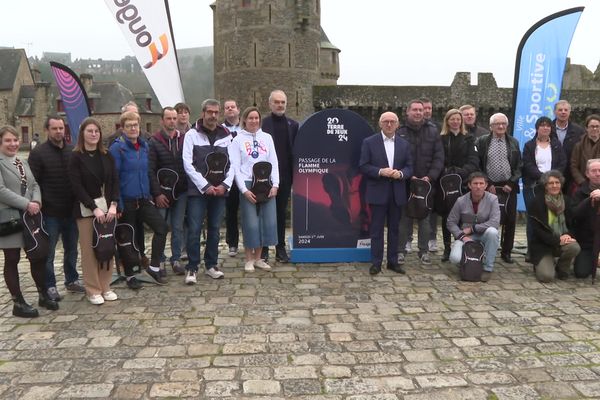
top-left (2, 0), bottom-right (598, 88)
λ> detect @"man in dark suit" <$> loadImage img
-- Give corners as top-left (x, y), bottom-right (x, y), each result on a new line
top-left (552, 99), bottom-right (585, 193)
top-left (359, 112), bottom-right (413, 275)
top-left (261, 90), bottom-right (299, 263)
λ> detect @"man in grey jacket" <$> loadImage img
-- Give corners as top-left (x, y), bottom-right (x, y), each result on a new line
top-left (447, 172), bottom-right (500, 282)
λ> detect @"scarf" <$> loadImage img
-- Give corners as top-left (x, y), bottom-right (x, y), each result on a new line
top-left (545, 193), bottom-right (567, 235)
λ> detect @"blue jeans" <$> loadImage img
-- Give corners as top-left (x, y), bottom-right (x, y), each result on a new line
top-left (449, 227), bottom-right (500, 271)
top-left (158, 193), bottom-right (187, 262)
top-left (186, 194), bottom-right (226, 272)
top-left (239, 189), bottom-right (277, 249)
top-left (44, 216), bottom-right (79, 287)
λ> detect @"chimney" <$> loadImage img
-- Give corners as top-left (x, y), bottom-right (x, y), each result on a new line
top-left (80, 73), bottom-right (93, 93)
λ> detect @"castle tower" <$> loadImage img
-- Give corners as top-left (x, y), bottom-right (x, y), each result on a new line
top-left (212, 0), bottom-right (323, 121)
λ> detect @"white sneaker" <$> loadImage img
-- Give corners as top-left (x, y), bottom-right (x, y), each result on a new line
top-left (428, 239), bottom-right (438, 252)
top-left (228, 246), bottom-right (238, 257)
top-left (405, 242), bottom-right (413, 253)
top-left (205, 267), bottom-right (224, 279)
top-left (185, 270), bottom-right (197, 285)
top-left (88, 294), bottom-right (104, 305)
top-left (244, 261), bottom-right (255, 272)
top-left (254, 259), bottom-right (272, 270)
top-left (102, 291), bottom-right (118, 301)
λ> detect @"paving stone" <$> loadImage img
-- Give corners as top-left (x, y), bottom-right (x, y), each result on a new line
top-left (534, 381), bottom-right (579, 399)
top-left (20, 385), bottom-right (61, 400)
top-left (243, 379), bottom-right (281, 395)
top-left (60, 383), bottom-right (114, 398)
top-left (274, 366), bottom-right (318, 379)
top-left (149, 382), bottom-right (201, 398)
top-left (466, 372), bottom-right (517, 385)
top-left (574, 381), bottom-right (600, 397)
top-left (403, 388), bottom-right (488, 400)
top-left (415, 375), bottom-right (468, 389)
top-left (491, 385), bottom-right (540, 400)
top-left (203, 381), bottom-right (240, 397)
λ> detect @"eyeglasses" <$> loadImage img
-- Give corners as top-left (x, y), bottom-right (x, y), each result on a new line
top-left (588, 125), bottom-right (600, 130)
top-left (124, 123), bottom-right (139, 129)
top-left (381, 120), bottom-right (398, 125)
top-left (492, 122), bottom-right (508, 127)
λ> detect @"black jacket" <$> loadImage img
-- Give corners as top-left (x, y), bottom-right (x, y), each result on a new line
top-left (476, 134), bottom-right (522, 192)
top-left (528, 184), bottom-right (575, 265)
top-left (521, 137), bottom-right (566, 187)
top-left (68, 151), bottom-right (120, 218)
top-left (27, 140), bottom-right (75, 217)
top-left (397, 120), bottom-right (444, 180)
top-left (262, 114), bottom-right (299, 182)
top-left (148, 129), bottom-right (187, 198)
top-left (572, 181), bottom-right (596, 249)
top-left (552, 119), bottom-right (584, 187)
top-left (440, 133), bottom-right (479, 179)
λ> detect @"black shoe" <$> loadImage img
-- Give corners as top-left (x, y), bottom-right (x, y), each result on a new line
top-left (47, 287), bottom-right (62, 302)
top-left (38, 293), bottom-right (59, 311)
top-left (387, 263), bottom-right (406, 274)
top-left (501, 254), bottom-right (514, 264)
top-left (13, 297), bottom-right (38, 318)
top-left (556, 268), bottom-right (569, 280)
top-left (261, 246), bottom-right (269, 262)
top-left (126, 276), bottom-right (143, 290)
top-left (369, 264), bottom-right (381, 275)
top-left (275, 246), bottom-right (289, 263)
top-left (145, 268), bottom-right (167, 285)
top-left (441, 252), bottom-right (450, 262)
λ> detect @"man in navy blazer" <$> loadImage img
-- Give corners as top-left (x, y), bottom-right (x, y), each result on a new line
top-left (360, 112), bottom-right (413, 275)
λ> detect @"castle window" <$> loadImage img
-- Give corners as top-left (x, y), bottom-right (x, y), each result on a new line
top-left (241, 0), bottom-right (250, 7)
top-left (146, 98), bottom-right (152, 110)
top-left (331, 51), bottom-right (336, 65)
top-left (56, 99), bottom-right (64, 112)
top-left (146, 123), bottom-right (152, 133)
top-left (21, 126), bottom-right (29, 144)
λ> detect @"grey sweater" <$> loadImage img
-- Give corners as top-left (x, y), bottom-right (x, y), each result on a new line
top-left (446, 191), bottom-right (500, 239)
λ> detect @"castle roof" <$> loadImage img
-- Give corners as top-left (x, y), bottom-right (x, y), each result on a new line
top-left (0, 48), bottom-right (27, 90)
top-left (320, 28), bottom-right (339, 51)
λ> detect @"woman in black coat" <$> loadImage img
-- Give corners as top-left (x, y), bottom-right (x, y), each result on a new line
top-left (522, 116), bottom-right (566, 259)
top-left (69, 118), bottom-right (120, 305)
top-left (528, 170), bottom-right (579, 282)
top-left (435, 109), bottom-right (479, 261)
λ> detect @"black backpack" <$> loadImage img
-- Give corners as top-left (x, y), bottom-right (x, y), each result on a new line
top-left (439, 173), bottom-right (463, 214)
top-left (251, 161), bottom-right (273, 204)
top-left (115, 223), bottom-right (141, 272)
top-left (22, 212), bottom-right (49, 262)
top-left (204, 152), bottom-right (229, 186)
top-left (406, 179), bottom-right (432, 220)
top-left (460, 240), bottom-right (484, 282)
top-left (93, 218), bottom-right (116, 269)
top-left (157, 168), bottom-right (179, 203)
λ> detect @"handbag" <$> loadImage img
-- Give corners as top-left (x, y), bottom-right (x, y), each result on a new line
top-left (0, 215), bottom-right (23, 236)
top-left (23, 211), bottom-right (49, 261)
top-left (80, 186), bottom-right (108, 218)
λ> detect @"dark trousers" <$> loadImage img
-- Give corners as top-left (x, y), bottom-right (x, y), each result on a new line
top-left (493, 183), bottom-right (517, 256)
top-left (274, 180), bottom-right (292, 248)
top-left (3, 248), bottom-right (46, 297)
top-left (574, 248), bottom-right (594, 279)
top-left (120, 199), bottom-right (168, 275)
top-left (441, 214), bottom-right (452, 251)
top-left (369, 190), bottom-right (401, 268)
top-left (225, 184), bottom-right (240, 248)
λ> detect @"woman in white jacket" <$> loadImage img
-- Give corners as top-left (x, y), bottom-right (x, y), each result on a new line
top-left (229, 107), bottom-right (279, 272)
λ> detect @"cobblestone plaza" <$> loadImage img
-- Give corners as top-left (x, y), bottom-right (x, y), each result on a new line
top-left (1, 225), bottom-right (600, 399)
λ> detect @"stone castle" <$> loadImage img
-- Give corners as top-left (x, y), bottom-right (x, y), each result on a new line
top-left (212, 0), bottom-right (600, 128)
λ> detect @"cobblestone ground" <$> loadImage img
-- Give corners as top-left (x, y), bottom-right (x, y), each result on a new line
top-left (1, 223), bottom-right (600, 399)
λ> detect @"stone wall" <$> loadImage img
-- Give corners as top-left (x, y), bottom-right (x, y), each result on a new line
top-left (313, 72), bottom-right (600, 130)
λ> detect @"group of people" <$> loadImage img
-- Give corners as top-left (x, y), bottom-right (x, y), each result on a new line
top-left (1, 93), bottom-right (597, 318)
top-left (363, 98), bottom-right (599, 284)
top-left (0, 90), bottom-right (296, 317)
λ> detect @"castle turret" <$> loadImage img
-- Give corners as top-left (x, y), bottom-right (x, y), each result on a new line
top-left (212, 0), bottom-right (323, 120)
